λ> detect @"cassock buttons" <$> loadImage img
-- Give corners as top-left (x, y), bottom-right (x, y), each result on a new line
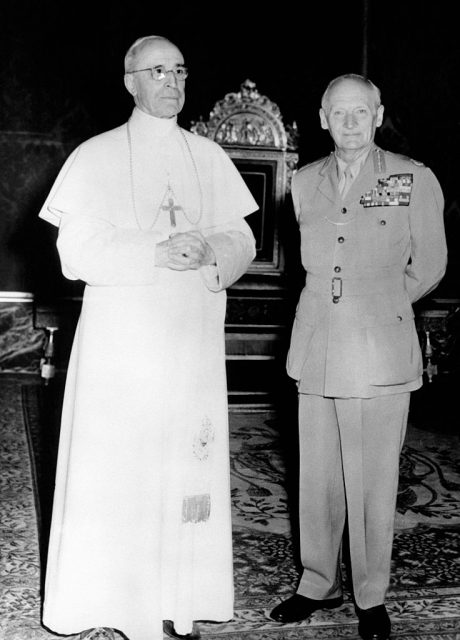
top-left (334, 266), bottom-right (341, 273)
top-left (341, 207), bottom-right (347, 214)
top-left (338, 236), bottom-right (345, 243)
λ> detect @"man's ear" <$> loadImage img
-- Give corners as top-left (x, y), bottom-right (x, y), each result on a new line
top-left (124, 73), bottom-right (136, 97)
top-left (376, 104), bottom-right (384, 127)
top-left (319, 108), bottom-right (329, 130)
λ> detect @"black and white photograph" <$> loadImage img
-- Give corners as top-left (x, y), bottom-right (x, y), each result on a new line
top-left (1, 2), bottom-right (459, 640)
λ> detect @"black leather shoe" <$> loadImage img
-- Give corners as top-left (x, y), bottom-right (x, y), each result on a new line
top-left (269, 594), bottom-right (343, 622)
top-left (163, 620), bottom-right (201, 639)
top-left (357, 604), bottom-right (391, 640)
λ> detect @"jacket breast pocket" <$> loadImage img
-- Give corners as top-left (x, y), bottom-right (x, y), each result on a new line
top-left (366, 309), bottom-right (423, 386)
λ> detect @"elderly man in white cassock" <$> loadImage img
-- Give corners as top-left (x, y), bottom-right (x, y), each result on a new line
top-left (38, 35), bottom-right (258, 640)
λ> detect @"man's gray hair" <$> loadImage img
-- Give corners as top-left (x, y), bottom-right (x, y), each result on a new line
top-left (124, 35), bottom-right (171, 72)
top-left (321, 74), bottom-right (382, 113)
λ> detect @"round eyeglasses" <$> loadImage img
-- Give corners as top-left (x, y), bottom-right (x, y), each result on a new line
top-left (126, 65), bottom-right (188, 82)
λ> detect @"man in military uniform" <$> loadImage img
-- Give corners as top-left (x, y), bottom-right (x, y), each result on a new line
top-left (269, 74), bottom-right (447, 640)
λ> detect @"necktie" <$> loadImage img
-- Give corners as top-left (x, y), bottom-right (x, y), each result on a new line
top-left (339, 165), bottom-right (354, 198)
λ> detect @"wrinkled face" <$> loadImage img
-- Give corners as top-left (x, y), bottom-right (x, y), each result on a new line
top-left (319, 79), bottom-right (384, 154)
top-left (124, 39), bottom-right (186, 118)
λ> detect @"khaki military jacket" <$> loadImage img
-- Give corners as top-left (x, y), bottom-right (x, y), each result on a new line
top-left (287, 145), bottom-right (447, 398)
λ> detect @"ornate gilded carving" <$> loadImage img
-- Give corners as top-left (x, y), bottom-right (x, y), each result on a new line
top-left (191, 79), bottom-right (299, 274)
top-left (190, 79), bottom-right (298, 152)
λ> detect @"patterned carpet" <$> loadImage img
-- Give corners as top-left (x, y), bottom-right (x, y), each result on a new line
top-left (1, 376), bottom-right (459, 640)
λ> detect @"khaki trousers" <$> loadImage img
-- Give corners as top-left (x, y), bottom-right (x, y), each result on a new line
top-left (296, 393), bottom-right (410, 609)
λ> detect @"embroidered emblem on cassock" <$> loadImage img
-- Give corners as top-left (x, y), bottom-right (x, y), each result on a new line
top-left (182, 416), bottom-right (215, 523)
top-left (192, 416), bottom-right (215, 461)
top-left (360, 173), bottom-right (413, 208)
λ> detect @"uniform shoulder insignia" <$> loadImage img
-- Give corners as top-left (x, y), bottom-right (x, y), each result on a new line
top-left (392, 151), bottom-right (425, 167)
top-left (385, 149), bottom-right (426, 168)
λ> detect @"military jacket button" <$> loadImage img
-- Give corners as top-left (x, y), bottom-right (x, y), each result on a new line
top-left (334, 266), bottom-right (341, 273)
top-left (338, 236), bottom-right (345, 243)
top-left (380, 219), bottom-right (387, 225)
top-left (341, 207), bottom-right (347, 214)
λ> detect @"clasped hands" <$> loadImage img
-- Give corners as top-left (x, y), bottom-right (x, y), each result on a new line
top-left (155, 230), bottom-right (216, 271)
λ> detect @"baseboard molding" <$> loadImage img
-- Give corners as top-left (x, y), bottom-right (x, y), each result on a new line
top-left (0, 292), bottom-right (34, 302)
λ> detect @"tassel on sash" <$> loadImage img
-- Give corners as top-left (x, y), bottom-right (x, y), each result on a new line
top-left (181, 416), bottom-right (215, 524)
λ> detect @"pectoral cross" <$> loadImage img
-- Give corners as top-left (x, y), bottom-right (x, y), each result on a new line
top-left (161, 187), bottom-right (182, 228)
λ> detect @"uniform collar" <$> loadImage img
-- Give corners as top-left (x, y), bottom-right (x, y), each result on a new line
top-left (335, 144), bottom-right (373, 181)
top-left (319, 144), bottom-right (382, 178)
top-left (317, 144), bottom-right (383, 204)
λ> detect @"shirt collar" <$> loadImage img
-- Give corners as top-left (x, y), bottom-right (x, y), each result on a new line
top-left (335, 144), bottom-right (373, 180)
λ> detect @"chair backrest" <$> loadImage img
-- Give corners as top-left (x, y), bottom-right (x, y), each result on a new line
top-left (190, 79), bottom-right (299, 274)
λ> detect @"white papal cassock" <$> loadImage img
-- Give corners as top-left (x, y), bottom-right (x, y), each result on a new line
top-left (38, 107), bottom-right (258, 640)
